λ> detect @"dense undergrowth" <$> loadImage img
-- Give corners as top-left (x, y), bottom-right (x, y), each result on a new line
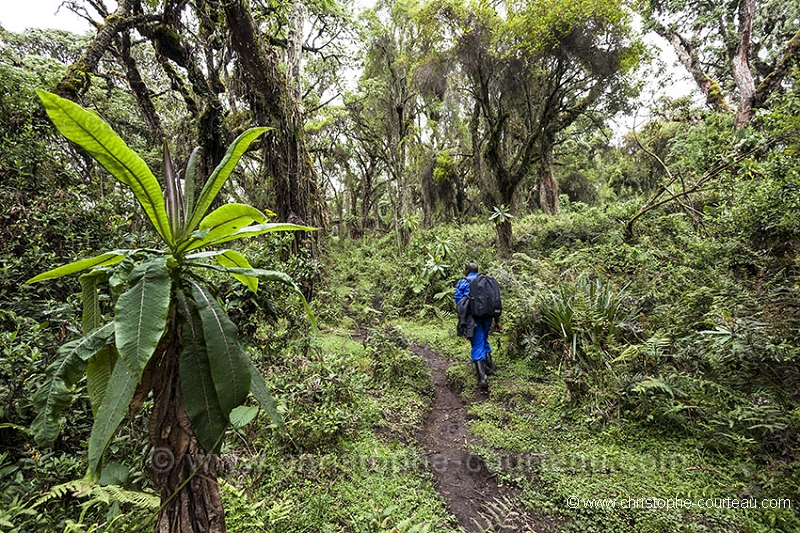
top-left (332, 200), bottom-right (800, 532)
top-left (3, 199), bottom-right (800, 531)
top-left (218, 190), bottom-right (800, 531)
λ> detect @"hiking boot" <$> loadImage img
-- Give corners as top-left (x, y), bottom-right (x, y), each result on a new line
top-left (474, 360), bottom-right (489, 390)
top-left (485, 353), bottom-right (495, 375)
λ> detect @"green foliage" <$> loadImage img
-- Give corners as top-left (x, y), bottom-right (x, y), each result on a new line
top-left (214, 229), bottom-right (450, 527)
top-left (507, 0), bottom-right (635, 57)
top-left (264, 340), bottom-right (364, 450)
top-left (432, 152), bottom-right (456, 187)
top-left (531, 274), bottom-right (640, 399)
top-left (27, 92), bottom-right (312, 481)
top-left (366, 324), bottom-right (429, 392)
top-left (716, 87), bottom-right (800, 250)
top-left (31, 323), bottom-right (115, 449)
top-left (27, 478), bottom-right (160, 533)
top-left (0, 37), bottom-right (121, 320)
top-left (37, 91), bottom-right (175, 244)
top-left (419, 234), bottom-right (455, 289)
top-left (466, 362), bottom-right (799, 533)
top-left (220, 319), bottom-right (450, 531)
top-left (3, 14), bottom-right (800, 533)
top-left (434, 187), bottom-right (800, 507)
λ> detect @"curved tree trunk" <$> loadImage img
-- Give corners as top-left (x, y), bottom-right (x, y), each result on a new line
top-left (287, 0), bottom-right (306, 104)
top-left (55, 0), bottom-right (131, 101)
top-left (116, 32), bottom-right (163, 144)
top-left (753, 28), bottom-right (800, 110)
top-left (360, 164), bottom-right (374, 237)
top-left (537, 167), bottom-right (560, 215)
top-left (138, 0), bottom-right (228, 181)
top-left (650, 21), bottom-right (730, 113)
top-left (421, 155), bottom-right (435, 229)
top-left (150, 330), bottom-right (227, 533)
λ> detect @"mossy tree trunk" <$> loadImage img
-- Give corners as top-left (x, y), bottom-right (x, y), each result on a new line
top-left (496, 219), bottom-right (513, 258)
top-left (484, 113), bottom-right (529, 257)
top-left (224, 0), bottom-right (322, 254)
top-left (537, 134), bottom-right (560, 215)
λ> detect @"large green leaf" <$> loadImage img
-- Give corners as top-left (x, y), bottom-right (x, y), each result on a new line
top-left (244, 356), bottom-right (286, 432)
top-left (26, 251), bottom-right (127, 284)
top-left (31, 378), bottom-right (75, 449)
top-left (187, 263), bottom-right (316, 329)
top-left (196, 222), bottom-right (317, 248)
top-left (31, 323), bottom-right (115, 448)
top-left (216, 250), bottom-right (258, 293)
top-left (88, 358), bottom-right (138, 477)
top-left (176, 289), bottom-right (227, 452)
top-left (114, 257), bottom-right (171, 378)
top-left (37, 91), bottom-right (173, 244)
top-left (180, 203), bottom-right (269, 253)
top-left (219, 267), bottom-right (298, 291)
top-left (162, 141), bottom-right (184, 240)
top-left (185, 128), bottom-right (270, 234)
top-left (182, 147), bottom-right (201, 226)
top-left (183, 249), bottom-right (258, 292)
top-left (86, 345), bottom-right (118, 416)
top-left (190, 282), bottom-right (251, 415)
top-left (80, 270), bottom-right (110, 334)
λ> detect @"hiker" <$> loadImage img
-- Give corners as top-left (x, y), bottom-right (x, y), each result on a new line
top-left (455, 263), bottom-right (501, 390)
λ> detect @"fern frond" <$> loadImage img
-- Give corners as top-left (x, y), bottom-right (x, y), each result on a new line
top-left (33, 479), bottom-right (88, 508)
top-left (631, 377), bottom-right (675, 398)
top-left (89, 484), bottom-right (160, 510)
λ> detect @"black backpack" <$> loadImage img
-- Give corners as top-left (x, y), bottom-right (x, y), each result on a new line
top-left (469, 274), bottom-right (502, 319)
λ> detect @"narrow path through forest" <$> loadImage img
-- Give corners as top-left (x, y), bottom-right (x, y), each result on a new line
top-left (412, 342), bottom-right (554, 532)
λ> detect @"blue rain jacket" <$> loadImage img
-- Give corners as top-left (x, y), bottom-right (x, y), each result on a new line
top-left (454, 272), bottom-right (492, 361)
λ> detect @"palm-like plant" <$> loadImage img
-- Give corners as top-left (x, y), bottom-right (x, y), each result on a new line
top-left (27, 91), bottom-right (314, 532)
top-left (489, 204), bottom-right (514, 225)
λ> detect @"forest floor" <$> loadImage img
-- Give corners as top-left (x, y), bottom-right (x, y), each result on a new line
top-left (412, 341), bottom-right (555, 532)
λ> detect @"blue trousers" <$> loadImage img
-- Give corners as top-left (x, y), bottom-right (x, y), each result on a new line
top-left (470, 317), bottom-right (493, 362)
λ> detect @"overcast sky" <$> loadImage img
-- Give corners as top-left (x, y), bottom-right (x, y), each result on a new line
top-left (1, 0), bottom-right (94, 33)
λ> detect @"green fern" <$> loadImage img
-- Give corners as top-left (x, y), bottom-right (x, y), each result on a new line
top-left (33, 479), bottom-right (88, 508)
top-left (30, 478), bottom-right (159, 532)
top-left (0, 494), bottom-right (38, 532)
top-left (631, 377), bottom-right (676, 398)
top-left (510, 252), bottom-right (540, 271)
top-left (87, 484), bottom-right (159, 510)
top-left (363, 503), bottom-right (433, 532)
top-left (612, 336), bottom-right (670, 366)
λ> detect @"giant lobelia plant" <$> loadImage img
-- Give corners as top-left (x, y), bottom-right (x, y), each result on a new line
top-left (27, 90), bottom-right (314, 532)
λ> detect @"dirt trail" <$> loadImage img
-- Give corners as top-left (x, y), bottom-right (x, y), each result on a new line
top-left (413, 343), bottom-right (554, 532)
